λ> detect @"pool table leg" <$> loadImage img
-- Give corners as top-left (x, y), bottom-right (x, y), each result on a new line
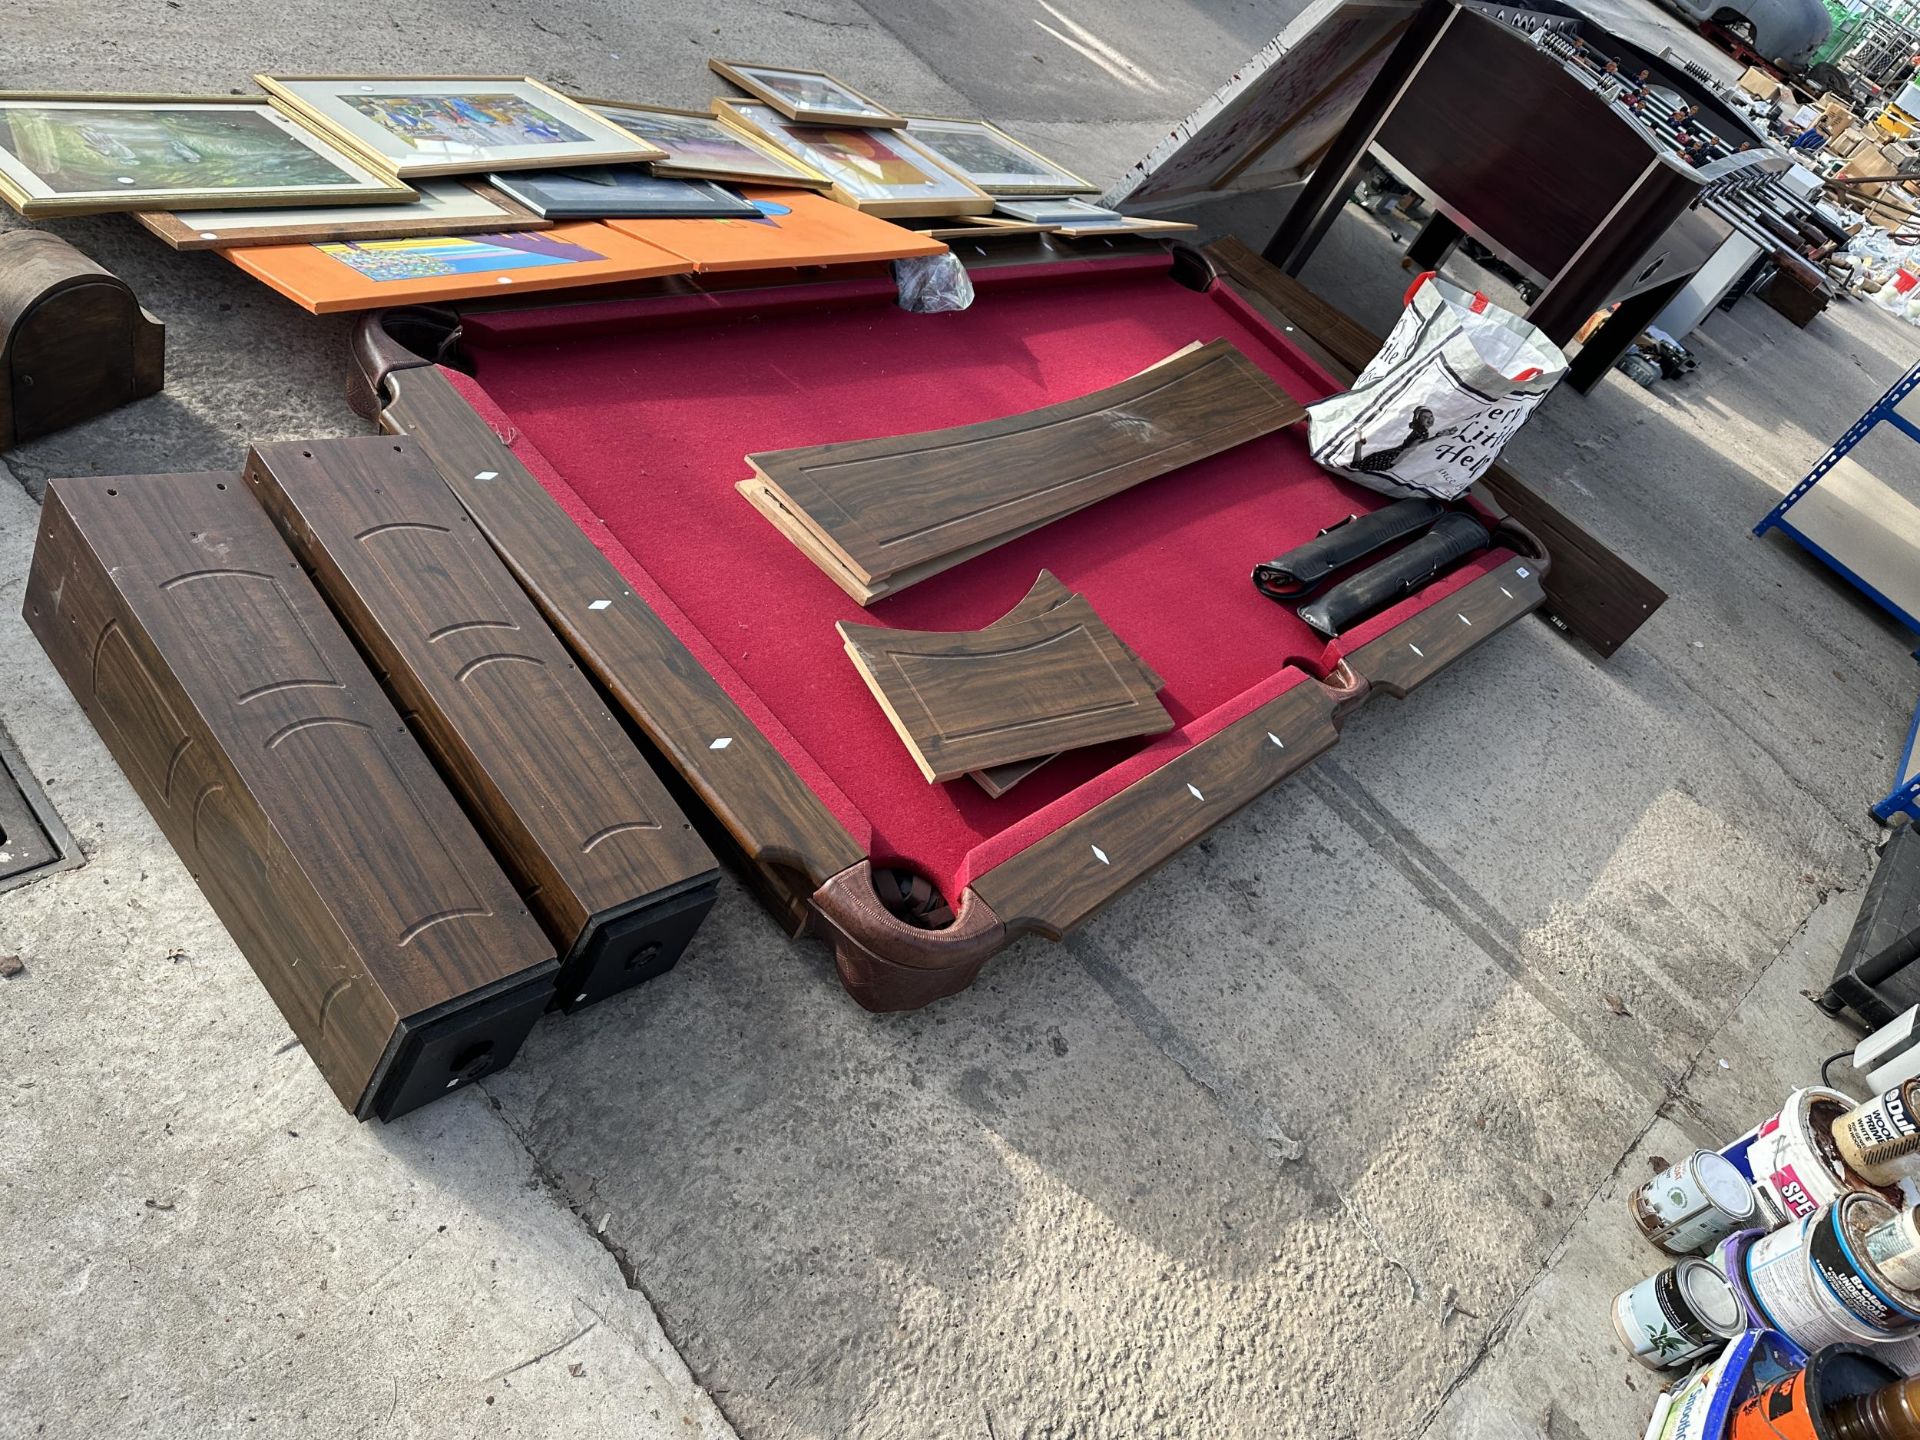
top-left (809, 861), bottom-right (1007, 1011)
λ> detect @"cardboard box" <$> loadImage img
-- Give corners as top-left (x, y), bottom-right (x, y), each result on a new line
top-left (1819, 101), bottom-right (1857, 136)
top-left (1846, 145), bottom-right (1898, 197)
top-left (1829, 127), bottom-right (1870, 157)
top-left (1739, 64), bottom-right (1781, 100)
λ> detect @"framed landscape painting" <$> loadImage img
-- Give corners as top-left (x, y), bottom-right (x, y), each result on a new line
top-left (902, 116), bottom-right (1095, 195)
top-left (0, 94), bottom-right (413, 218)
top-left (137, 178), bottom-right (548, 250)
top-left (256, 76), bottom-right (665, 178)
top-left (708, 60), bottom-right (904, 128)
top-left (586, 100), bottom-right (829, 189)
top-left (715, 102), bottom-right (990, 217)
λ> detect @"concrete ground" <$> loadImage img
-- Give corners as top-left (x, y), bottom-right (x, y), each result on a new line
top-left (2, 1), bottom-right (1917, 1437)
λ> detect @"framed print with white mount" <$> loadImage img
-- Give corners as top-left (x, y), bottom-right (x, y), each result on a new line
top-left (0, 93), bottom-right (414, 218)
top-left (136, 178), bottom-right (548, 250)
top-left (585, 100), bottom-right (830, 189)
top-left (255, 76), bottom-right (665, 179)
top-left (901, 116), bottom-right (1096, 195)
top-left (707, 60), bottom-right (905, 128)
top-left (714, 101), bottom-right (990, 217)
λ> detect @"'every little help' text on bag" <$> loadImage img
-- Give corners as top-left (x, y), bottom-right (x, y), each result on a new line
top-left (1306, 271), bottom-right (1568, 500)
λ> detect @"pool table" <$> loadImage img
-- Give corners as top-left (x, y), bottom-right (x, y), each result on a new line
top-left (350, 240), bottom-right (1558, 1011)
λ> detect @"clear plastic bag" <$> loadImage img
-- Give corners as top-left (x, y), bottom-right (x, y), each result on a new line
top-left (893, 253), bottom-right (975, 313)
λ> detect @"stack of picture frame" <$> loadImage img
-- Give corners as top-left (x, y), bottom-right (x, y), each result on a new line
top-left (0, 61), bottom-right (1198, 312)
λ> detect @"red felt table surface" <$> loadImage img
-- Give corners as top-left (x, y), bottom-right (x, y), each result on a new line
top-left (447, 256), bottom-right (1509, 896)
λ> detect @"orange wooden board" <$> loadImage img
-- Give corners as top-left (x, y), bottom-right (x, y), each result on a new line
top-left (223, 221), bottom-right (694, 313)
top-left (605, 188), bottom-right (945, 272)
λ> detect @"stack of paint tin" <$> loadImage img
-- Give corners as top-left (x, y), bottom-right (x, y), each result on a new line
top-left (1616, 1150), bottom-right (1764, 1371)
top-left (1619, 1079), bottom-right (1920, 1385)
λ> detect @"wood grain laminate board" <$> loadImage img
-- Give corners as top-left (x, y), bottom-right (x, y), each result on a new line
top-left (1201, 237), bottom-right (1665, 657)
top-left (838, 594), bottom-right (1173, 783)
top-left (968, 571), bottom-right (1164, 797)
top-left (22, 471), bottom-right (556, 1119)
top-left (374, 363), bottom-right (869, 905)
top-left (244, 437), bottom-right (720, 1013)
top-left (743, 338), bottom-right (1306, 593)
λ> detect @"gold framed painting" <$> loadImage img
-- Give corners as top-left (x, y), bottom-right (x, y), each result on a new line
top-left (708, 60), bottom-right (904, 128)
top-left (0, 93), bottom-right (414, 219)
top-left (584, 99), bottom-right (829, 189)
top-left (715, 101), bottom-right (990, 217)
top-left (136, 178), bottom-right (549, 250)
top-left (901, 116), bottom-right (1096, 195)
top-left (255, 75), bottom-right (666, 178)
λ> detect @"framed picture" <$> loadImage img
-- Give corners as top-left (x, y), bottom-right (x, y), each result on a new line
top-left (993, 198), bottom-right (1198, 237)
top-left (136, 178), bottom-right (547, 250)
top-left (223, 221), bottom-right (694, 313)
top-left (488, 168), bottom-right (761, 219)
top-left (901, 116), bottom-right (1095, 195)
top-left (708, 60), bottom-right (904, 128)
top-left (0, 93), bottom-right (413, 218)
top-left (585, 100), bottom-right (829, 189)
top-left (715, 102), bottom-right (990, 217)
top-left (255, 75), bottom-right (666, 178)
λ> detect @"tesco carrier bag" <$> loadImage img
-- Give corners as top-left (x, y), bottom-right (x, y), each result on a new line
top-left (1307, 271), bottom-right (1567, 501)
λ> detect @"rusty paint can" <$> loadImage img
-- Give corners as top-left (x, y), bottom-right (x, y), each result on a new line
top-left (1613, 1256), bottom-right (1746, 1370)
top-left (1748, 1088), bottom-right (1898, 1227)
top-left (1729, 1345), bottom-right (1902, 1440)
top-left (1743, 1196), bottom-right (1920, 1352)
top-left (1633, 1149), bottom-right (1762, 1255)
top-left (1833, 1080), bottom-right (1920, 1187)
top-left (1864, 1205), bottom-right (1920, 1293)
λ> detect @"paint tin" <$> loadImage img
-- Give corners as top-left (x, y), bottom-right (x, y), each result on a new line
top-left (1743, 1196), bottom-right (1920, 1352)
top-left (1748, 1088), bottom-right (1898, 1227)
top-left (1646, 1331), bottom-right (1808, 1440)
top-left (1729, 1345), bottom-right (1902, 1440)
top-left (1614, 1256), bottom-right (1746, 1370)
top-left (1834, 1080), bottom-right (1920, 1187)
top-left (1633, 1149), bottom-right (1763, 1255)
top-left (1719, 1229), bottom-right (1773, 1329)
top-left (1866, 1206), bottom-right (1920, 1295)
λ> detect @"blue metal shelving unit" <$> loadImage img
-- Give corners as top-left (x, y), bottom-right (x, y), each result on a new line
top-left (1755, 358), bottom-right (1920, 823)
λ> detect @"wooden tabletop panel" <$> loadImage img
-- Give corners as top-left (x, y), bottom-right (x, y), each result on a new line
top-left (746, 338), bottom-right (1306, 592)
top-left (839, 594), bottom-right (1172, 783)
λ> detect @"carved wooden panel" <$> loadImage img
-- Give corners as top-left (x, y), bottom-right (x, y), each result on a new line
top-left (968, 571), bottom-right (1164, 797)
top-left (838, 592), bottom-right (1172, 783)
top-left (245, 438), bottom-right (719, 1011)
top-left (745, 339), bottom-right (1306, 597)
top-left (23, 472), bottom-right (555, 1118)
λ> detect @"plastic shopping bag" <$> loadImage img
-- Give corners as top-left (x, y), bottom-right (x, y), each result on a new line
top-left (1306, 272), bottom-right (1568, 500)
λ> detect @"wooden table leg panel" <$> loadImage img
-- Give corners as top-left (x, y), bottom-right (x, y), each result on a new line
top-left (244, 436), bottom-right (721, 1015)
top-left (23, 473), bottom-right (556, 1119)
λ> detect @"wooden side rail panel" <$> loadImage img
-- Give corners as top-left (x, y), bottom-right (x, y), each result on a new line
top-left (1202, 237), bottom-right (1667, 657)
top-left (22, 472), bottom-right (555, 1119)
top-left (245, 437), bottom-right (721, 1013)
top-left (378, 363), bottom-right (869, 891)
